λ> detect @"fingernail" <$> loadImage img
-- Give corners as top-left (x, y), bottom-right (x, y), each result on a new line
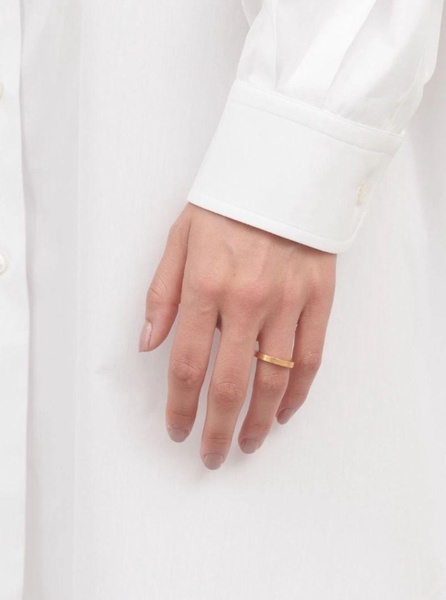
top-left (168, 426), bottom-right (189, 443)
top-left (277, 408), bottom-right (295, 424)
top-left (139, 320), bottom-right (152, 352)
top-left (240, 438), bottom-right (260, 454)
top-left (203, 453), bottom-right (224, 470)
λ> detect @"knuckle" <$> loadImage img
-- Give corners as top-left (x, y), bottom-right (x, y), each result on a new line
top-left (308, 271), bottom-right (331, 301)
top-left (191, 274), bottom-right (224, 300)
top-left (168, 405), bottom-right (195, 421)
top-left (170, 358), bottom-right (204, 388)
top-left (212, 380), bottom-right (245, 411)
top-left (257, 371), bottom-right (288, 396)
top-left (203, 429), bottom-right (232, 449)
top-left (247, 420), bottom-right (271, 437)
top-left (231, 282), bottom-right (266, 312)
top-left (280, 284), bottom-right (300, 312)
top-left (169, 404), bottom-right (194, 419)
top-left (146, 276), bottom-right (169, 308)
top-left (296, 351), bottom-right (322, 374)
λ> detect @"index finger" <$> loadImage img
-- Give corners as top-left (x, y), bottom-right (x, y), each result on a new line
top-left (166, 294), bottom-right (217, 442)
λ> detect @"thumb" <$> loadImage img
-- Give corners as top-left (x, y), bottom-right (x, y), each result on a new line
top-left (139, 213), bottom-right (191, 352)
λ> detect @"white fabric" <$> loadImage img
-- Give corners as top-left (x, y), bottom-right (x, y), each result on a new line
top-left (188, 0), bottom-right (445, 251)
top-left (1, 0), bottom-right (446, 598)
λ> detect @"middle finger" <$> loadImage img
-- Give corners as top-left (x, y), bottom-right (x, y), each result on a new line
top-left (201, 317), bottom-right (258, 470)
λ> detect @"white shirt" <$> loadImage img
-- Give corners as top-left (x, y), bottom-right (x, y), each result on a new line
top-left (189, 0), bottom-right (445, 252)
top-left (1, 1), bottom-right (446, 598)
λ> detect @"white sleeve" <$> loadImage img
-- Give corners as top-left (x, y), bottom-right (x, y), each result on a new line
top-left (186, 0), bottom-right (445, 253)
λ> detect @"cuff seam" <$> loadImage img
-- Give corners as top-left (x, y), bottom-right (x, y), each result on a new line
top-left (234, 79), bottom-right (404, 141)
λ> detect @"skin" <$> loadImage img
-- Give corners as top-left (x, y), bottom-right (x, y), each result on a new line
top-left (139, 202), bottom-right (337, 470)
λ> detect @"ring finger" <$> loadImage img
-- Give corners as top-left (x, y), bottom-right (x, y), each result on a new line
top-left (237, 306), bottom-right (302, 454)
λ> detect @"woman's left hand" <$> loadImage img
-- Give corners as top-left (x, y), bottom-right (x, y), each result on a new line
top-left (139, 202), bottom-right (336, 469)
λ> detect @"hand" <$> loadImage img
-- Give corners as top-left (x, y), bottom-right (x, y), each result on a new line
top-left (139, 203), bottom-right (336, 469)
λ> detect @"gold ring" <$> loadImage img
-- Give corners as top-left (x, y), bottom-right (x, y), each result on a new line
top-left (254, 351), bottom-right (294, 369)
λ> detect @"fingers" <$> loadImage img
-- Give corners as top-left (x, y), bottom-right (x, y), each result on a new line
top-left (237, 316), bottom-right (296, 454)
top-left (139, 212), bottom-right (191, 352)
top-left (275, 291), bottom-right (334, 425)
top-left (166, 294), bottom-right (218, 443)
top-left (141, 203), bottom-right (336, 469)
top-left (200, 318), bottom-right (258, 469)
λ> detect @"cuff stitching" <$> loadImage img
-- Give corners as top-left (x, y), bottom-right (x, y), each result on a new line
top-left (228, 97), bottom-right (395, 156)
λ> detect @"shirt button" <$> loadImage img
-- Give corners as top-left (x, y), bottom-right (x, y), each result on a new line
top-left (0, 254), bottom-right (8, 275)
top-left (0, 82), bottom-right (4, 99)
top-left (356, 183), bottom-right (368, 205)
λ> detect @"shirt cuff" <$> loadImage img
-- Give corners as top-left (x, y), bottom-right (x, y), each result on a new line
top-left (186, 79), bottom-right (405, 253)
